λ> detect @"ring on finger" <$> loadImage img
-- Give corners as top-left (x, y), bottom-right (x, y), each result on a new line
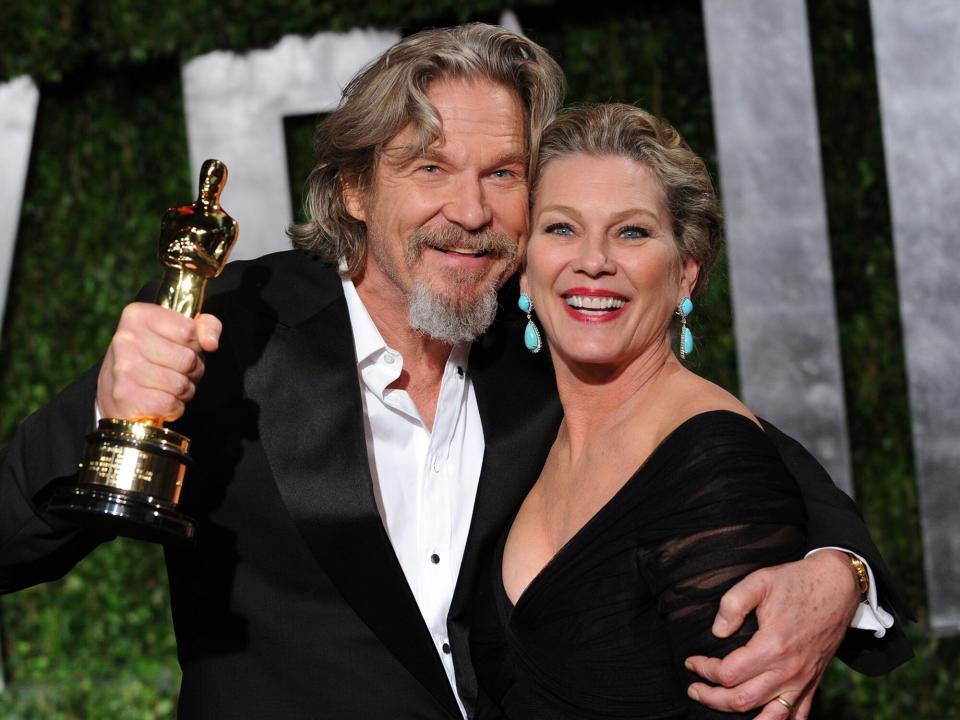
top-left (775, 695), bottom-right (794, 711)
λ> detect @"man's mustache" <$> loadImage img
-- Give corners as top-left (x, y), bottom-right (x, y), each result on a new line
top-left (406, 225), bottom-right (518, 264)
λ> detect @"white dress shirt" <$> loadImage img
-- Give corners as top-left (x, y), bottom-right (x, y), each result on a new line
top-left (342, 277), bottom-right (482, 718)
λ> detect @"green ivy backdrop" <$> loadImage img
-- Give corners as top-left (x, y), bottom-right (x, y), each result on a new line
top-left (0, 1), bottom-right (953, 717)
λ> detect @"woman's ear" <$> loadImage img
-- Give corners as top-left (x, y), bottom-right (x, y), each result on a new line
top-left (342, 174), bottom-right (366, 222)
top-left (680, 257), bottom-right (700, 299)
top-left (519, 269), bottom-right (530, 298)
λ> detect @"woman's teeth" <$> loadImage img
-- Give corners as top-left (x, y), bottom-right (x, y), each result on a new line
top-left (565, 295), bottom-right (626, 312)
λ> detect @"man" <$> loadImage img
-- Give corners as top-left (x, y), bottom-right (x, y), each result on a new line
top-left (0, 23), bottom-right (910, 719)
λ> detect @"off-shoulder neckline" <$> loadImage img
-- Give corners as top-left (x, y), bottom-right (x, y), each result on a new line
top-left (500, 409), bottom-right (766, 611)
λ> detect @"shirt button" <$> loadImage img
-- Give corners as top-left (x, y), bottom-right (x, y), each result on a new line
top-left (432, 457), bottom-right (441, 473)
top-left (456, 366), bottom-right (464, 378)
top-left (383, 353), bottom-right (395, 365)
top-left (430, 553), bottom-right (440, 564)
top-left (441, 642), bottom-right (451, 654)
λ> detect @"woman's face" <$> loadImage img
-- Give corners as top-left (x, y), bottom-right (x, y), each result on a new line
top-left (523, 153), bottom-right (698, 370)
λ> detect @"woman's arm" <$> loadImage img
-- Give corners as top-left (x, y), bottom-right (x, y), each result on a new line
top-left (637, 425), bottom-right (808, 719)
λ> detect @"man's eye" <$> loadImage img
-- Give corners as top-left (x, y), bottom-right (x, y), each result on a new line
top-left (419, 165), bottom-right (441, 174)
top-left (491, 169), bottom-right (515, 179)
top-left (544, 223), bottom-right (574, 236)
top-left (620, 225), bottom-right (650, 239)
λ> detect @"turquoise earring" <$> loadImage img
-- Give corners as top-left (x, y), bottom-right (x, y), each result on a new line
top-left (518, 294), bottom-right (542, 354)
top-left (677, 297), bottom-right (694, 359)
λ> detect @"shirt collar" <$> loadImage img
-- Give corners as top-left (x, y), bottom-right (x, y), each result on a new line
top-left (341, 274), bottom-right (388, 366)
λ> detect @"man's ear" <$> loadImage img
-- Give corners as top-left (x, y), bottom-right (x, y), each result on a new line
top-left (342, 174), bottom-right (366, 222)
top-left (516, 232), bottom-right (529, 262)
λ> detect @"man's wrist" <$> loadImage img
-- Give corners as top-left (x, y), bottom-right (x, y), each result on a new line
top-left (809, 548), bottom-right (862, 606)
top-left (805, 547), bottom-right (895, 637)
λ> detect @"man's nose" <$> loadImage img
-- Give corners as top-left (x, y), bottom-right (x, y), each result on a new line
top-left (442, 177), bottom-right (493, 231)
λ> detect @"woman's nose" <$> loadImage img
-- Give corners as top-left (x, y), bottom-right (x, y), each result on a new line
top-left (572, 233), bottom-right (615, 276)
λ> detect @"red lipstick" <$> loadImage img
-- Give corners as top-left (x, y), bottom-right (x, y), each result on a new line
top-left (560, 287), bottom-right (629, 323)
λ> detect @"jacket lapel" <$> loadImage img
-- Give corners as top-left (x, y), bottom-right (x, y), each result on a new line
top-left (244, 260), bottom-right (460, 717)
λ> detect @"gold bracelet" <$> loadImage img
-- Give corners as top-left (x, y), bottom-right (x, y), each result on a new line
top-left (847, 553), bottom-right (870, 602)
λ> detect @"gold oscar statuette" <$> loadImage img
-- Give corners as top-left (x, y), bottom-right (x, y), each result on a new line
top-left (47, 159), bottom-right (238, 543)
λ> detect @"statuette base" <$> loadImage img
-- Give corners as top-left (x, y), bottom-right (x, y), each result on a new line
top-left (47, 419), bottom-right (197, 543)
top-left (47, 483), bottom-right (196, 543)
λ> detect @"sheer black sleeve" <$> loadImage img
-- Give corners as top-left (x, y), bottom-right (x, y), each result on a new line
top-left (636, 416), bottom-right (807, 719)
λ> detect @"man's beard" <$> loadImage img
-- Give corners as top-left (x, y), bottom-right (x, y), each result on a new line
top-left (371, 224), bottom-right (519, 344)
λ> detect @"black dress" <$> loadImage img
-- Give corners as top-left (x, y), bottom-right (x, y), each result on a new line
top-left (472, 411), bottom-right (807, 719)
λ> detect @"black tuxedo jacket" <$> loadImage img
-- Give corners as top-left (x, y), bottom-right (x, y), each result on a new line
top-left (0, 251), bottom-right (910, 718)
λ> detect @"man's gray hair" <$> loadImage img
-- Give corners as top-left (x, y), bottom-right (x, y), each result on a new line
top-left (287, 23), bottom-right (565, 277)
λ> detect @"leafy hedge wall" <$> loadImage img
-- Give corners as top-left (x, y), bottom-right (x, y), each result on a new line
top-left (0, 0), bottom-right (954, 717)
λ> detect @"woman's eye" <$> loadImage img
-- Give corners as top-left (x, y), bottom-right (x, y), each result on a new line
top-left (544, 222), bottom-right (574, 236)
top-left (620, 225), bottom-right (650, 239)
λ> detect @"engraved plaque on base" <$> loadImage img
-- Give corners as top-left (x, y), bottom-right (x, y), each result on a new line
top-left (47, 159), bottom-right (238, 543)
top-left (53, 421), bottom-right (194, 542)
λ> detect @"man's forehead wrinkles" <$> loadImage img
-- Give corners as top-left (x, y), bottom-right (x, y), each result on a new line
top-left (374, 80), bottom-right (527, 174)
top-left (381, 140), bottom-right (526, 168)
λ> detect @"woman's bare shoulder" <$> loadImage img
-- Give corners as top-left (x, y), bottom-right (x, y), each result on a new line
top-left (668, 369), bottom-right (761, 429)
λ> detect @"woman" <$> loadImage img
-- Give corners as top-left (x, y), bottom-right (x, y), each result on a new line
top-left (471, 104), bottom-right (807, 719)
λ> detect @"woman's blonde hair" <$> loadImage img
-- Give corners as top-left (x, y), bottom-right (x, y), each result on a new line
top-left (287, 23), bottom-right (565, 277)
top-left (533, 103), bottom-right (722, 298)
